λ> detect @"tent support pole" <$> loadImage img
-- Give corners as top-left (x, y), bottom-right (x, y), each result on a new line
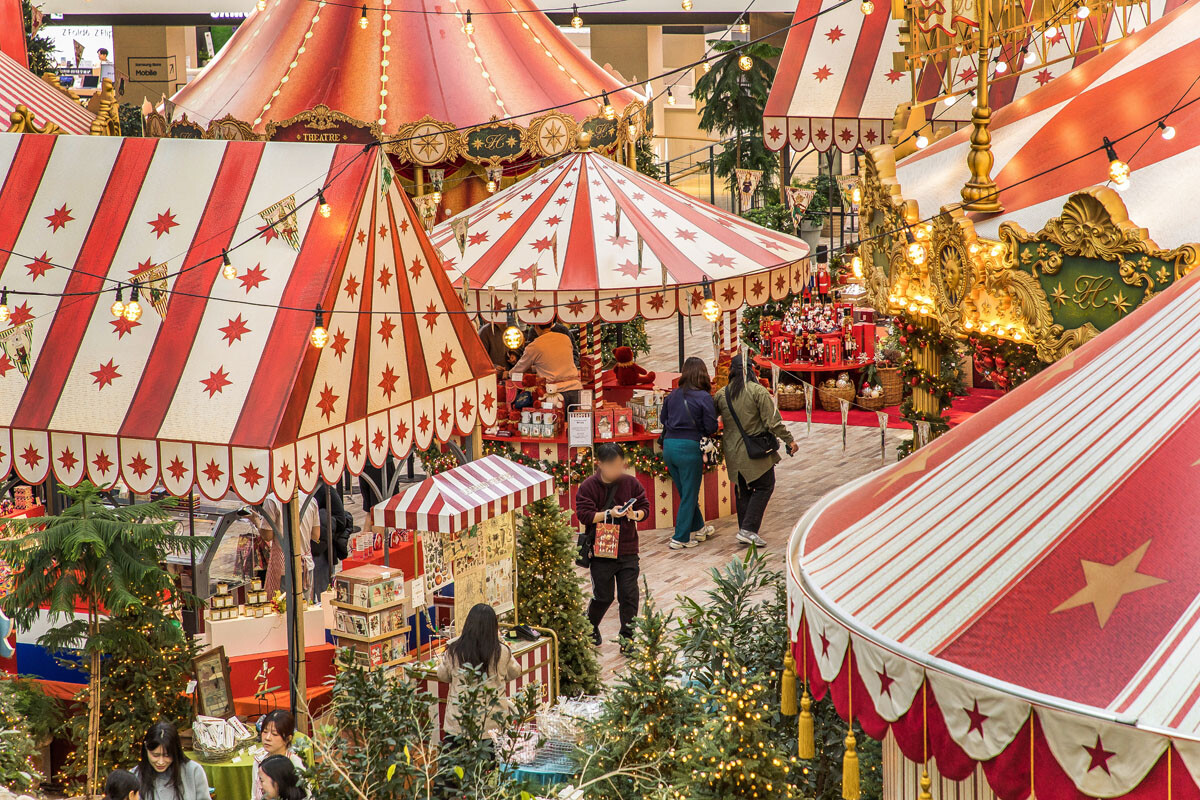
top-left (469, 421), bottom-right (483, 461)
top-left (287, 496), bottom-right (309, 733)
top-left (678, 313), bottom-right (685, 371)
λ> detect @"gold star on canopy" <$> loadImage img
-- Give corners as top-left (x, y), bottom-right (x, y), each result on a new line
top-left (1109, 290), bottom-right (1132, 315)
top-left (1052, 540), bottom-right (1166, 627)
top-left (1050, 282), bottom-right (1067, 306)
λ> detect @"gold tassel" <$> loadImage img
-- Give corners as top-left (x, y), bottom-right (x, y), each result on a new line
top-left (781, 647), bottom-right (797, 716)
top-left (842, 728), bottom-right (861, 800)
top-left (918, 768), bottom-right (932, 800)
top-left (797, 690), bottom-right (815, 759)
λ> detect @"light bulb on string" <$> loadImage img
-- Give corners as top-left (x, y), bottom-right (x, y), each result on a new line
top-left (702, 61), bottom-right (711, 73)
top-left (110, 286), bottom-right (125, 319)
top-left (0, 289), bottom-right (8, 324)
top-left (318, 189), bottom-right (331, 218)
top-left (994, 56), bottom-right (1008, 74)
top-left (486, 179), bottom-right (497, 192)
top-left (915, 131), bottom-right (929, 149)
top-left (1104, 136), bottom-right (1130, 188)
top-left (944, 93), bottom-right (959, 107)
top-left (738, 54), bottom-right (752, 71)
top-left (860, 0), bottom-right (874, 13)
top-left (1159, 120), bottom-right (1176, 140)
top-left (310, 304), bottom-right (328, 349)
top-left (701, 281), bottom-right (721, 322)
top-left (124, 284), bottom-right (143, 322)
top-left (738, 20), bottom-right (749, 34)
top-left (602, 91), bottom-right (615, 120)
top-left (627, 121), bottom-right (637, 139)
top-left (1045, 24), bottom-right (1058, 37)
top-left (571, 4), bottom-right (582, 27)
top-left (667, 88), bottom-right (676, 105)
top-left (502, 306), bottom-right (524, 350)
top-left (359, 5), bottom-right (367, 28)
top-left (464, 10), bottom-right (474, 34)
top-left (257, 0), bottom-right (266, 10)
top-left (221, 249), bottom-right (237, 280)
top-left (1075, 1), bottom-right (1090, 18)
top-left (681, 0), bottom-right (692, 9)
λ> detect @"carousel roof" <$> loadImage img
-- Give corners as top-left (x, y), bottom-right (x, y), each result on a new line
top-left (168, 0), bottom-right (637, 136)
top-left (787, 267), bottom-right (1200, 797)
top-left (763, 0), bottom-right (1182, 153)
top-left (0, 135), bottom-right (495, 503)
top-left (893, 0), bottom-right (1200, 246)
top-left (1, 0), bottom-right (24, 66)
top-left (429, 149), bottom-right (811, 324)
top-left (1, 50), bottom-right (97, 135)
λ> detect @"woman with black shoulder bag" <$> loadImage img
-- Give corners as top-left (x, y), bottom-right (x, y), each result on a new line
top-left (714, 355), bottom-right (798, 548)
top-left (661, 357), bottom-right (720, 550)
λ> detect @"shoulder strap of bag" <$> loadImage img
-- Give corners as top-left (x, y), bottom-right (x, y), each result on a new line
top-left (600, 479), bottom-right (620, 512)
top-left (723, 386), bottom-right (754, 439)
top-left (680, 394), bottom-right (706, 433)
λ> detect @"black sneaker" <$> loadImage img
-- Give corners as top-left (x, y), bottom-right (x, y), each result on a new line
top-left (591, 628), bottom-right (602, 647)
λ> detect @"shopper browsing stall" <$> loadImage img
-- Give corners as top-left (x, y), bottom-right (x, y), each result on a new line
top-left (507, 322), bottom-right (583, 408)
top-left (714, 355), bottom-right (798, 548)
top-left (252, 710), bottom-right (306, 800)
top-left (661, 357), bottom-right (719, 550)
top-left (574, 444), bottom-right (650, 649)
top-left (134, 722), bottom-right (210, 800)
top-left (437, 603), bottom-right (522, 743)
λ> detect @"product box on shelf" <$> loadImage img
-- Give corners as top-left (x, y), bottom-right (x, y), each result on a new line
top-left (594, 408), bottom-right (614, 439)
top-left (333, 565), bottom-right (405, 609)
top-left (612, 406), bottom-right (633, 437)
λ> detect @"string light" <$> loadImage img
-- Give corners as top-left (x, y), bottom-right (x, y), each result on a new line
top-left (860, 0), bottom-right (874, 13)
top-left (123, 284), bottom-right (143, 322)
top-left (310, 304), bottom-right (328, 348)
top-left (701, 282), bottom-right (721, 323)
top-left (627, 121), bottom-right (637, 138)
top-left (318, 189), bottom-right (331, 218)
top-left (571, 4), bottom-right (582, 27)
top-left (667, 88), bottom-right (676, 105)
top-left (738, 54), bottom-right (753, 71)
top-left (681, 0), bottom-right (692, 8)
top-left (915, 131), bottom-right (929, 149)
top-left (994, 56), bottom-right (1008, 74)
top-left (1075, 1), bottom-right (1090, 19)
top-left (502, 306), bottom-right (524, 350)
top-left (257, 0), bottom-right (266, 10)
top-left (0, 289), bottom-right (8, 324)
top-left (602, 91), bottom-right (615, 120)
top-left (738, 20), bottom-right (749, 34)
top-left (702, 61), bottom-right (711, 73)
top-left (1159, 120), bottom-right (1176, 140)
top-left (464, 9), bottom-right (474, 34)
top-left (1104, 136), bottom-right (1130, 188)
top-left (221, 249), bottom-right (237, 280)
top-left (359, 4), bottom-right (367, 28)
top-left (1045, 24), bottom-right (1058, 38)
top-left (110, 286), bottom-right (125, 319)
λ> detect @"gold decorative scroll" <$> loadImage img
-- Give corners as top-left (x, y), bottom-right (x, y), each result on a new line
top-left (7, 105), bottom-right (66, 135)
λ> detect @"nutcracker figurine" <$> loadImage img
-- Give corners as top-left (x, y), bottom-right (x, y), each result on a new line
top-left (816, 245), bottom-right (831, 303)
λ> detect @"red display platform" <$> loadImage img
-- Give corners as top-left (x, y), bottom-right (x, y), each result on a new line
top-left (753, 354), bottom-right (873, 389)
top-left (600, 370), bottom-right (679, 406)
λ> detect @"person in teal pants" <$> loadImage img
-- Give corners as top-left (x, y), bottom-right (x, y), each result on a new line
top-left (660, 357), bottom-right (719, 550)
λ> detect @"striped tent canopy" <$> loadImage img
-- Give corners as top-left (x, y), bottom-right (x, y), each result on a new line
top-left (786, 267), bottom-right (1200, 799)
top-left (372, 453), bottom-right (553, 532)
top-left (763, 0), bottom-right (1181, 153)
top-left (1, 50), bottom-right (97, 135)
top-left (0, 135), bottom-right (495, 503)
top-left (430, 149), bottom-right (811, 324)
top-left (892, 0), bottom-right (1200, 247)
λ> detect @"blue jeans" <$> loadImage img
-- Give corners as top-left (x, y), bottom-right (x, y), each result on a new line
top-left (663, 437), bottom-right (704, 543)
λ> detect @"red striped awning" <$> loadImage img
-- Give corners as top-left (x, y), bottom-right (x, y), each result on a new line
top-left (372, 454), bottom-right (553, 532)
top-left (0, 51), bottom-right (97, 135)
top-left (0, 135), bottom-right (495, 503)
top-left (430, 149), bottom-right (810, 324)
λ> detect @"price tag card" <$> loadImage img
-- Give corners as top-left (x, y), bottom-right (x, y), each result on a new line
top-left (567, 410), bottom-right (594, 448)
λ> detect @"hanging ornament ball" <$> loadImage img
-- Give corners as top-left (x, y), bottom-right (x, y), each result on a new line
top-left (702, 298), bottom-right (721, 323)
top-left (503, 324), bottom-right (525, 350)
top-left (911, 376), bottom-right (919, 386)
top-left (576, 130), bottom-right (593, 150)
top-left (899, 336), bottom-right (908, 345)
top-left (738, 54), bottom-right (753, 72)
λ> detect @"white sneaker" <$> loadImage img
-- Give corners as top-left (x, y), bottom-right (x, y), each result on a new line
top-left (694, 525), bottom-right (716, 542)
top-left (669, 539), bottom-right (699, 550)
top-left (736, 530), bottom-right (767, 547)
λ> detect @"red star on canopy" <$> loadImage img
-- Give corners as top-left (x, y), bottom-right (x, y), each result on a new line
top-left (331, 329), bottom-right (350, 360)
top-left (814, 128), bottom-right (830, 143)
top-left (1034, 68), bottom-right (1053, 85)
top-left (877, 667), bottom-right (895, 697)
top-left (416, 412), bottom-right (431, 436)
top-left (92, 451), bottom-right (113, 474)
top-left (459, 397), bottom-right (474, 420)
top-left (647, 293), bottom-right (666, 312)
top-left (378, 365), bottom-right (400, 399)
top-left (750, 279), bottom-right (766, 299)
top-left (128, 453), bottom-right (151, 478)
top-left (349, 436), bottom-right (363, 459)
top-left (45, 204), bottom-right (73, 231)
top-left (825, 26), bottom-right (845, 41)
top-left (378, 224), bottom-right (389, 239)
top-left (958, 66), bottom-right (978, 82)
top-left (316, 384), bottom-right (340, 420)
top-left (436, 346), bottom-right (457, 379)
top-left (565, 296), bottom-right (587, 317)
top-left (409, 256), bottom-right (425, 282)
top-left (818, 628), bottom-right (831, 657)
top-left (58, 448), bottom-right (78, 471)
top-left (277, 461), bottom-right (293, 485)
top-left (515, 264), bottom-right (544, 284)
top-left (792, 126), bottom-right (807, 143)
top-left (238, 264), bottom-right (269, 293)
top-left (130, 258), bottom-right (156, 277)
top-left (149, 210), bottom-right (179, 238)
top-left (25, 252), bottom-right (53, 280)
top-left (8, 303), bottom-right (33, 327)
top-left (532, 236), bottom-right (554, 252)
top-left (240, 463), bottom-right (264, 489)
top-left (110, 317), bottom-right (140, 339)
top-left (708, 252), bottom-right (735, 269)
top-left (219, 315), bottom-right (250, 345)
top-left (377, 316), bottom-right (396, 345)
top-left (617, 259), bottom-right (642, 278)
top-left (520, 192), bottom-right (533, 202)
top-left (675, 228), bottom-right (697, 241)
top-left (864, 128), bottom-right (879, 144)
top-left (813, 65), bottom-right (833, 82)
top-left (721, 284), bottom-right (738, 303)
top-left (775, 274), bottom-right (787, 292)
top-left (497, 211), bottom-right (513, 221)
top-left (377, 266), bottom-right (393, 291)
top-left (0, 354), bottom-right (12, 378)
top-left (767, 126), bottom-right (782, 143)
top-left (965, 700), bottom-right (988, 736)
top-left (525, 297), bottom-right (545, 312)
top-left (423, 301), bottom-right (440, 331)
top-left (468, 231), bottom-right (489, 246)
top-left (394, 420), bottom-right (410, 442)
top-left (344, 275), bottom-right (360, 301)
top-left (202, 459), bottom-right (224, 485)
top-left (356, 229), bottom-right (367, 245)
top-left (607, 235), bottom-right (631, 248)
top-left (91, 359), bottom-right (121, 389)
top-left (167, 457), bottom-right (188, 482)
top-left (606, 295), bottom-right (629, 315)
top-left (651, 209), bottom-right (667, 219)
top-left (20, 444), bottom-right (41, 469)
top-left (885, 69), bottom-right (903, 83)
top-left (372, 428), bottom-right (386, 451)
top-left (690, 288), bottom-right (704, 308)
top-left (555, 197), bottom-right (569, 206)
top-left (543, 215), bottom-right (561, 226)
top-left (438, 405), bottom-right (452, 427)
top-left (1084, 736), bottom-right (1116, 774)
top-left (481, 390), bottom-right (495, 412)
top-left (301, 453), bottom-right (316, 477)
top-left (200, 367), bottom-right (232, 397)
top-left (257, 223), bottom-right (279, 244)
top-left (839, 128), bottom-right (854, 144)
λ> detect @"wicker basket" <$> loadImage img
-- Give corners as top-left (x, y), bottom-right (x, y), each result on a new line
top-left (818, 384), bottom-right (855, 412)
top-left (877, 367), bottom-right (904, 406)
top-left (778, 390), bottom-right (806, 411)
top-left (857, 394), bottom-right (886, 411)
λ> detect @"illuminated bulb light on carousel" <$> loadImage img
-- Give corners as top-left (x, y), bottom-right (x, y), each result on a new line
top-left (907, 242), bottom-right (927, 265)
top-left (738, 55), bottom-right (753, 71)
top-left (681, 0), bottom-right (692, 9)
top-left (310, 305), bottom-right (328, 349)
top-left (222, 250), bottom-right (237, 280)
top-left (860, 0), bottom-right (874, 13)
top-left (571, 4), bottom-right (582, 27)
top-left (0, 289), bottom-right (8, 323)
top-left (124, 285), bottom-right (143, 322)
top-left (702, 298), bottom-right (722, 322)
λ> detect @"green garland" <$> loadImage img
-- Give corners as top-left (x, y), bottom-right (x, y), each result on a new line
top-left (968, 333), bottom-right (1047, 391)
top-left (416, 445), bottom-right (460, 476)
top-left (891, 313), bottom-right (959, 460)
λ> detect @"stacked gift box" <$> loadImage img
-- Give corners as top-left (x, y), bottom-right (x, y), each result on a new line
top-left (627, 392), bottom-right (664, 434)
top-left (331, 565), bottom-right (412, 670)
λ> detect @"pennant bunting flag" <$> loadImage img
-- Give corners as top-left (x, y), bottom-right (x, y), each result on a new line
top-left (839, 398), bottom-right (849, 451)
top-left (0, 321), bottom-right (34, 380)
top-left (451, 216), bottom-right (469, 257)
top-left (835, 175), bottom-right (859, 207)
top-left (461, 276), bottom-right (471, 308)
top-left (877, 412), bottom-right (889, 464)
top-left (488, 286), bottom-right (496, 315)
top-left (131, 261), bottom-right (170, 319)
top-left (660, 262), bottom-right (668, 288)
top-left (736, 169), bottom-right (763, 212)
top-left (636, 232), bottom-right (643, 273)
top-left (786, 187), bottom-right (816, 233)
top-left (414, 195), bottom-right (438, 231)
top-left (258, 194), bottom-right (301, 250)
top-left (380, 152), bottom-right (394, 198)
top-left (803, 383), bottom-right (813, 436)
top-left (510, 280), bottom-right (519, 311)
top-left (771, 363), bottom-right (780, 407)
top-left (916, 420), bottom-right (931, 449)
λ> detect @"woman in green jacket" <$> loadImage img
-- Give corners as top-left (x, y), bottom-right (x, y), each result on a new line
top-left (714, 355), bottom-right (798, 547)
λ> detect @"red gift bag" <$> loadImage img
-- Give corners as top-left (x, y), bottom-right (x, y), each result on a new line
top-left (594, 522), bottom-right (620, 559)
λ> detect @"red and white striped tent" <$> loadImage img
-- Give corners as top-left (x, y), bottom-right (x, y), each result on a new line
top-left (1, 50), bottom-right (97, 135)
top-left (429, 149), bottom-right (811, 324)
top-left (893, 0), bottom-right (1200, 247)
top-left (0, 134), bottom-right (495, 503)
top-left (786, 267), bottom-right (1200, 799)
top-left (763, 0), bottom-right (1181, 153)
top-left (372, 453), bottom-right (553, 532)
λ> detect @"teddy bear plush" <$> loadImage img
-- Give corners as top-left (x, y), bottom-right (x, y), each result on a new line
top-left (612, 346), bottom-right (656, 386)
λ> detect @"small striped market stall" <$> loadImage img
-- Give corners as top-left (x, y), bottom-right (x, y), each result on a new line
top-left (373, 454), bottom-right (558, 729)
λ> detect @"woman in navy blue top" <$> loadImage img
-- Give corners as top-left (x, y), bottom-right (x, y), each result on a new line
top-left (661, 357), bottom-right (719, 549)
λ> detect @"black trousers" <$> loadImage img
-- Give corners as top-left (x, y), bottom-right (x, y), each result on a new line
top-left (735, 467), bottom-right (776, 535)
top-left (587, 554), bottom-right (640, 639)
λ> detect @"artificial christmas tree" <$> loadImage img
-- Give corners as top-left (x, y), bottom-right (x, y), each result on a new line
top-left (515, 498), bottom-right (601, 696)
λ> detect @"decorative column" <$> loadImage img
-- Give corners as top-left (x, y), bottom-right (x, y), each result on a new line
top-left (960, 0), bottom-right (1003, 212)
top-left (584, 322), bottom-right (604, 407)
top-left (911, 317), bottom-right (942, 418)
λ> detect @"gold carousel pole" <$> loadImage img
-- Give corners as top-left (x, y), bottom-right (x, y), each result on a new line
top-left (960, 0), bottom-right (1003, 213)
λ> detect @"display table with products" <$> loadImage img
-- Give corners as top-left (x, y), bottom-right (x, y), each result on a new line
top-left (187, 749), bottom-right (254, 800)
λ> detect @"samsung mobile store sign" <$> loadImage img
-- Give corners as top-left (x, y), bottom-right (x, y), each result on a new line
top-left (127, 55), bottom-right (177, 81)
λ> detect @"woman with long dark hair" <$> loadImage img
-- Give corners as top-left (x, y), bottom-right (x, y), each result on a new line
top-left (713, 354), bottom-right (798, 547)
top-left (436, 603), bottom-right (521, 742)
top-left (252, 709), bottom-right (305, 800)
top-left (134, 722), bottom-right (210, 800)
top-left (661, 357), bottom-right (719, 549)
top-left (104, 769), bottom-right (140, 800)
top-left (258, 755), bottom-right (306, 800)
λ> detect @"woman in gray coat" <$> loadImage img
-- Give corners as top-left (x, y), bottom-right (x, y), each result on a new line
top-left (713, 355), bottom-right (798, 547)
